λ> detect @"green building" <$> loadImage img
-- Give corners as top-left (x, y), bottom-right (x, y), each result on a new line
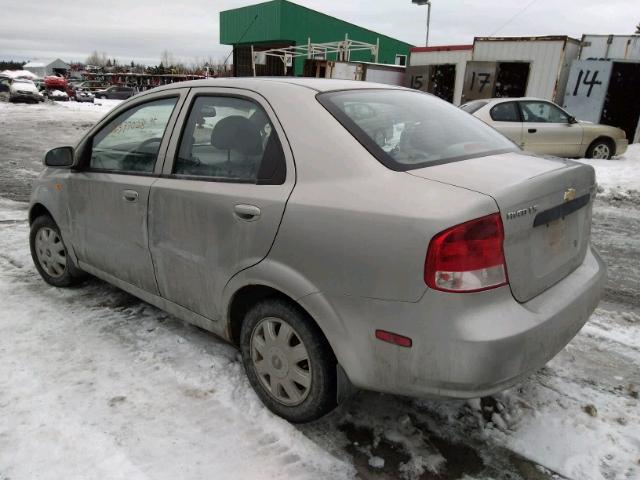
top-left (220, 0), bottom-right (413, 77)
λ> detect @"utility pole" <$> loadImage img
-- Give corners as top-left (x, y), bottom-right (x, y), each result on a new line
top-left (412, 0), bottom-right (432, 47)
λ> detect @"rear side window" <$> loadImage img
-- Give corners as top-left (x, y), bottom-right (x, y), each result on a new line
top-left (174, 96), bottom-right (286, 184)
top-left (318, 89), bottom-right (516, 171)
top-left (490, 102), bottom-right (520, 122)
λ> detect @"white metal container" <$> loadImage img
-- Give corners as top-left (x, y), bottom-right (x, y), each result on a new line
top-left (320, 61), bottom-right (405, 86)
top-left (471, 36), bottom-right (580, 102)
top-left (579, 35), bottom-right (640, 61)
top-left (408, 45), bottom-right (473, 105)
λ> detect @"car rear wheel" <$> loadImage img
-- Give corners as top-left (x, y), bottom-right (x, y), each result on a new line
top-left (240, 298), bottom-right (337, 423)
top-left (30, 215), bottom-right (85, 287)
top-left (587, 139), bottom-right (614, 159)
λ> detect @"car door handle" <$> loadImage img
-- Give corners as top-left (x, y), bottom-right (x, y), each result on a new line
top-left (122, 189), bottom-right (139, 202)
top-left (528, 128), bottom-right (537, 133)
top-left (234, 204), bottom-right (261, 221)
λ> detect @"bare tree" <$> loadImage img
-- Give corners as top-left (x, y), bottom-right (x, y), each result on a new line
top-left (160, 50), bottom-right (175, 68)
top-left (85, 50), bottom-right (109, 67)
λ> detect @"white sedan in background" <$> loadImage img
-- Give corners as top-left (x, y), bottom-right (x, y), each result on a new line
top-left (461, 97), bottom-right (628, 159)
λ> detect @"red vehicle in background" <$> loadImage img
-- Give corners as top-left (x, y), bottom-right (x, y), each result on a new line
top-left (43, 76), bottom-right (70, 101)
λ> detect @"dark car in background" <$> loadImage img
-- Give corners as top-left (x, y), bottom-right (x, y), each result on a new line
top-left (72, 80), bottom-right (108, 93)
top-left (93, 85), bottom-right (135, 100)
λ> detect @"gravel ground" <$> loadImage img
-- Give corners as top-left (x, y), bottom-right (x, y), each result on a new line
top-left (0, 99), bottom-right (638, 480)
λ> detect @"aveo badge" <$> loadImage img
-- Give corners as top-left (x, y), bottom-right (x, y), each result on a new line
top-left (506, 205), bottom-right (538, 220)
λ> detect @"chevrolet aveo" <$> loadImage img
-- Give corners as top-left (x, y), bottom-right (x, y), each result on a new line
top-left (30, 78), bottom-right (606, 423)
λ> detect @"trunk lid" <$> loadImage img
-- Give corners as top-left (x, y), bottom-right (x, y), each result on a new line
top-left (408, 152), bottom-right (596, 303)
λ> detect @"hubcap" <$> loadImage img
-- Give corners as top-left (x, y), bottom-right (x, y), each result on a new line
top-left (35, 227), bottom-right (66, 278)
top-left (592, 144), bottom-right (610, 159)
top-left (250, 317), bottom-right (311, 406)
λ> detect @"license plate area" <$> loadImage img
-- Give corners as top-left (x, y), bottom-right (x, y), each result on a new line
top-left (532, 212), bottom-right (581, 279)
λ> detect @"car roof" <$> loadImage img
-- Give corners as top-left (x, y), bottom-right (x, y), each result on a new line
top-left (481, 97), bottom-right (548, 105)
top-left (146, 77), bottom-right (405, 95)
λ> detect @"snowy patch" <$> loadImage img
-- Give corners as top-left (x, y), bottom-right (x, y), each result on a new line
top-left (0, 69), bottom-right (39, 79)
top-left (56, 98), bottom-right (123, 112)
top-left (0, 203), bottom-right (355, 480)
top-left (577, 143), bottom-right (640, 203)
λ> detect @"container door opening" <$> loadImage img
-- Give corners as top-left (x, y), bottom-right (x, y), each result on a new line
top-left (429, 64), bottom-right (456, 103)
top-left (494, 62), bottom-right (530, 98)
top-left (462, 61), bottom-right (530, 103)
top-left (601, 62), bottom-right (640, 142)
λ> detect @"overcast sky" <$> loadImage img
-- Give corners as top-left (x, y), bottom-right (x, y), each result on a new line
top-left (1, 0), bottom-right (638, 65)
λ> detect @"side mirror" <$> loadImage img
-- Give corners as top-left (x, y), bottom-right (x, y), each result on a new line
top-left (44, 146), bottom-right (74, 167)
top-left (568, 116), bottom-right (577, 124)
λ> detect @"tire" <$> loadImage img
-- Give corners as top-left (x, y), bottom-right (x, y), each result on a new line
top-left (30, 215), bottom-right (85, 287)
top-left (240, 298), bottom-right (337, 423)
top-left (586, 138), bottom-right (614, 159)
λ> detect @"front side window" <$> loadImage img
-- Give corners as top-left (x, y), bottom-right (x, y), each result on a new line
top-left (490, 102), bottom-right (520, 122)
top-left (90, 97), bottom-right (178, 173)
top-left (174, 95), bottom-right (285, 183)
top-left (520, 101), bottom-right (569, 123)
top-left (318, 89), bottom-right (517, 171)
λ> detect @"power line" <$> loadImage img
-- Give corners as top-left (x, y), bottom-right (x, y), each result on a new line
top-left (489, 0), bottom-right (540, 37)
top-left (223, 14), bottom-right (259, 65)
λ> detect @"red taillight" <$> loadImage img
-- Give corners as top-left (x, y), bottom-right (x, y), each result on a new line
top-left (425, 213), bottom-right (508, 293)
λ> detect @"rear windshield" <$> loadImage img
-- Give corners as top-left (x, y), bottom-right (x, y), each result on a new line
top-left (460, 100), bottom-right (488, 114)
top-left (318, 90), bottom-right (516, 171)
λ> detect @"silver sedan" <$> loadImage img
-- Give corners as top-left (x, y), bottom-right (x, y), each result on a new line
top-left (29, 79), bottom-right (606, 422)
top-left (462, 97), bottom-right (628, 159)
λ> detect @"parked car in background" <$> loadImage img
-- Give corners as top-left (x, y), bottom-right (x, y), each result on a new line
top-left (29, 79), bottom-right (605, 422)
top-left (461, 98), bottom-right (628, 159)
top-left (0, 77), bottom-right (44, 103)
top-left (73, 87), bottom-right (94, 103)
top-left (72, 80), bottom-right (108, 93)
top-left (93, 85), bottom-right (135, 100)
top-left (46, 89), bottom-right (69, 101)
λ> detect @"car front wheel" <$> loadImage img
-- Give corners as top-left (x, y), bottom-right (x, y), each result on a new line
top-left (240, 298), bottom-right (337, 423)
top-left (30, 215), bottom-right (85, 287)
top-left (587, 139), bottom-right (614, 159)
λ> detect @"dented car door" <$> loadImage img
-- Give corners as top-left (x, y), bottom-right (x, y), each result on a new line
top-left (147, 88), bottom-right (295, 320)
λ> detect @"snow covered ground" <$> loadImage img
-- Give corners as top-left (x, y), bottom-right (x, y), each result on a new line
top-left (0, 100), bottom-right (639, 480)
top-left (0, 99), bottom-right (120, 202)
top-left (577, 144), bottom-right (640, 204)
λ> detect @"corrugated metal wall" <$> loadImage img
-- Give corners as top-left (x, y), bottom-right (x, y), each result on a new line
top-left (220, 0), bottom-right (413, 76)
top-left (579, 35), bottom-right (640, 61)
top-left (555, 40), bottom-right (580, 102)
top-left (473, 39), bottom-right (577, 101)
top-left (220, 1), bottom-right (282, 45)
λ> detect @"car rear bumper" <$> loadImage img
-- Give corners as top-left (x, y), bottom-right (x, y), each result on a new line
top-left (313, 246), bottom-right (606, 399)
top-left (615, 138), bottom-right (628, 156)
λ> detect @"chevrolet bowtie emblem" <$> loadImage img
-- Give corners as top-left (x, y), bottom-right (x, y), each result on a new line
top-left (564, 188), bottom-right (576, 202)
